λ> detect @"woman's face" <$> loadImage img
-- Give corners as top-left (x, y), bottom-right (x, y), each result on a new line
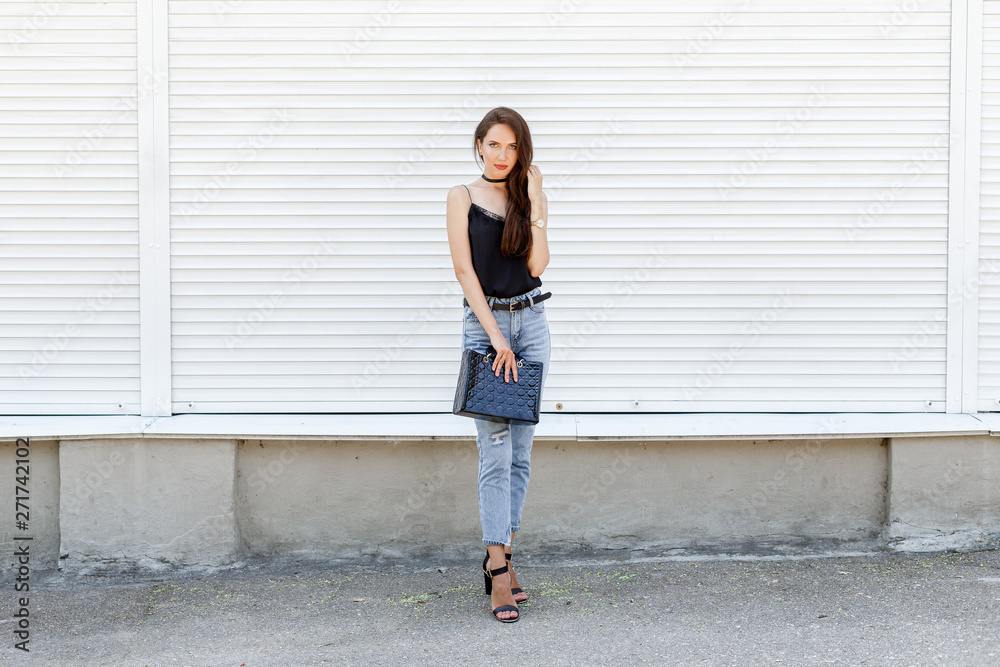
top-left (478, 123), bottom-right (518, 180)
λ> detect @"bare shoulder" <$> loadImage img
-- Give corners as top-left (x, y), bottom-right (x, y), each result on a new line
top-left (447, 184), bottom-right (473, 205)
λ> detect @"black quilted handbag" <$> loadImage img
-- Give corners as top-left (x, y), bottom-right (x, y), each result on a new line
top-left (453, 345), bottom-right (543, 425)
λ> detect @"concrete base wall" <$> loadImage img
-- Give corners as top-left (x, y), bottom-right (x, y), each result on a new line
top-left (2, 434), bottom-right (998, 573)
top-left (888, 435), bottom-right (1000, 551)
top-left (0, 439), bottom-right (60, 569)
top-left (58, 439), bottom-right (237, 571)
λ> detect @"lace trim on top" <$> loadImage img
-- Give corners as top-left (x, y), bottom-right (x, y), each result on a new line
top-left (471, 202), bottom-right (505, 222)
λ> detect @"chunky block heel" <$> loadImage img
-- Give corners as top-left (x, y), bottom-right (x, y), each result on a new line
top-left (482, 552), bottom-right (493, 594)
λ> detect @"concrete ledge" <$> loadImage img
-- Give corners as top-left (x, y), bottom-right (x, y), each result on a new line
top-left (575, 412), bottom-right (988, 441)
top-left (0, 416), bottom-right (154, 441)
top-left (0, 412), bottom-right (991, 442)
top-left (964, 413), bottom-right (1000, 435)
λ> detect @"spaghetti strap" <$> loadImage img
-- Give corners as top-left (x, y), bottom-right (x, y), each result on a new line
top-left (461, 183), bottom-right (471, 200)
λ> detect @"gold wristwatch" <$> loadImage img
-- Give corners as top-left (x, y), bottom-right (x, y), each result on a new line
top-left (530, 218), bottom-right (546, 229)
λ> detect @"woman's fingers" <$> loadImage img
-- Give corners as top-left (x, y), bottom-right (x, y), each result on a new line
top-left (503, 356), bottom-right (516, 383)
top-left (492, 351), bottom-right (518, 383)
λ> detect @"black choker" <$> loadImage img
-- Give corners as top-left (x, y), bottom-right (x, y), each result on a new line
top-left (481, 174), bottom-right (508, 183)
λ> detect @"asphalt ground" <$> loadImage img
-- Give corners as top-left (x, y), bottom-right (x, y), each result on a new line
top-left (1, 548), bottom-right (999, 666)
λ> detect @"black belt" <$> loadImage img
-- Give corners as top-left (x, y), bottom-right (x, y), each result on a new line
top-left (463, 291), bottom-right (551, 311)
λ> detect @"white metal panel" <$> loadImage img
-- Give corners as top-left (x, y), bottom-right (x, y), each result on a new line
top-left (958, 0), bottom-right (984, 413)
top-left (169, 0), bottom-right (953, 413)
top-left (0, 0), bottom-right (140, 415)
top-left (137, 0), bottom-right (172, 416)
top-left (979, 1), bottom-right (1000, 410)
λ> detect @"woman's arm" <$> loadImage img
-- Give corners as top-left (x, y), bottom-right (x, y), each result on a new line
top-left (527, 190), bottom-right (549, 278)
top-left (446, 185), bottom-right (502, 339)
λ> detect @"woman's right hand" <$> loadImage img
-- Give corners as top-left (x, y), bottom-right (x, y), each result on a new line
top-left (488, 332), bottom-right (518, 384)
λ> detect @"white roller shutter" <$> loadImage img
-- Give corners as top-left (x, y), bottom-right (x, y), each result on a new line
top-left (980, 0), bottom-right (1000, 410)
top-left (0, 0), bottom-right (140, 415)
top-left (168, 0), bottom-right (952, 413)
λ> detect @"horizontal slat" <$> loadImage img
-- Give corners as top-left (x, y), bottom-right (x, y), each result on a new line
top-left (167, 321), bottom-right (948, 336)
top-left (165, 274), bottom-right (947, 290)
top-left (166, 400), bottom-right (945, 413)
top-left (169, 345), bottom-right (944, 361)
top-left (2, 376), bottom-right (139, 391)
top-left (1, 325), bottom-right (138, 337)
top-left (176, 360), bottom-right (938, 375)
top-left (168, 1), bottom-right (950, 14)
top-left (166, 226), bottom-right (948, 242)
top-left (4, 404), bottom-right (140, 415)
top-left (169, 31), bottom-right (952, 51)
top-left (165, 305), bottom-right (946, 321)
top-left (165, 386), bottom-right (945, 400)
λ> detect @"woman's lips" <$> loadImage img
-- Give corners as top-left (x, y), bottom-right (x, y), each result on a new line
top-left (494, 164), bottom-right (508, 170)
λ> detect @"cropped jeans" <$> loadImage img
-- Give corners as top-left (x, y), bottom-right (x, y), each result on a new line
top-left (461, 286), bottom-right (551, 546)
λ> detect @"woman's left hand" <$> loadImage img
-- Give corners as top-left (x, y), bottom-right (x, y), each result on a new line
top-left (527, 164), bottom-right (543, 203)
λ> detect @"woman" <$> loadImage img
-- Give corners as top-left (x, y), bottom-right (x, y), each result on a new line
top-left (446, 106), bottom-right (551, 623)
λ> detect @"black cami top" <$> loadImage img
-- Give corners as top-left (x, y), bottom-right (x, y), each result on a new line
top-left (461, 184), bottom-right (542, 298)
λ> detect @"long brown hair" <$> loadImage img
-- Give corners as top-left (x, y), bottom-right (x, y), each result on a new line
top-left (473, 107), bottom-right (534, 258)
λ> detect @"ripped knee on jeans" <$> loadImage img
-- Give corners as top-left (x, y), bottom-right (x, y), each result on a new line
top-left (489, 426), bottom-right (509, 446)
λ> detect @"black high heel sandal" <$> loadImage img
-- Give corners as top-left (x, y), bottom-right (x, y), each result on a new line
top-left (482, 551), bottom-right (519, 623)
top-left (505, 552), bottom-right (528, 604)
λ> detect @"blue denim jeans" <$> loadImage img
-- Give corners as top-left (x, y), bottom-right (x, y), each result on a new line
top-left (461, 286), bottom-right (551, 546)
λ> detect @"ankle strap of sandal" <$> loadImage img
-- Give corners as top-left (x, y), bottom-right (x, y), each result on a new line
top-left (487, 564), bottom-right (509, 578)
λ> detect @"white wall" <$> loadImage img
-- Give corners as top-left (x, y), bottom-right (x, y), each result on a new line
top-left (4, 1), bottom-right (998, 416)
